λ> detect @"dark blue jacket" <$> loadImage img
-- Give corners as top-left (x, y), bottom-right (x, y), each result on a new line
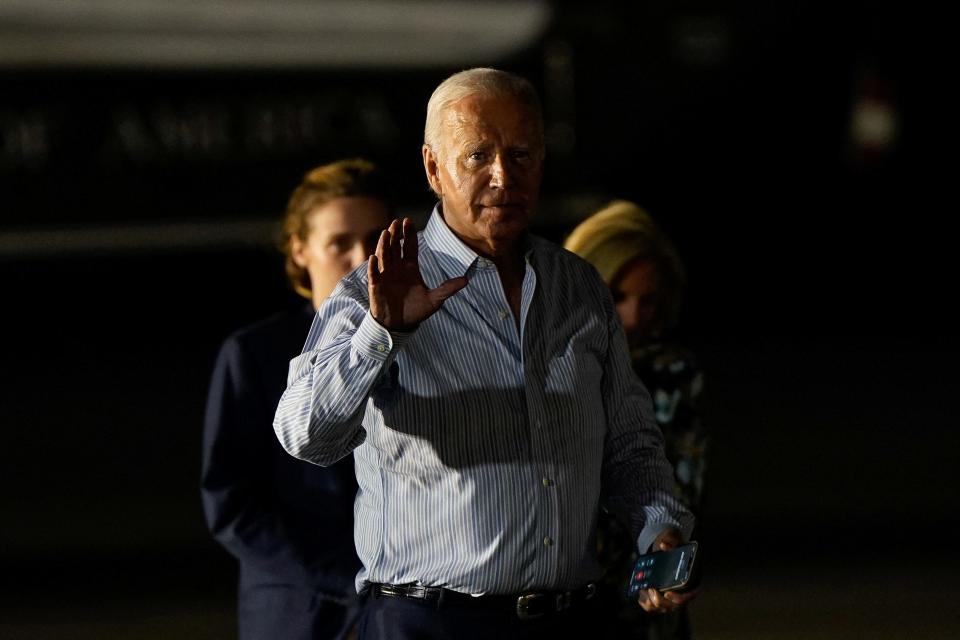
top-left (201, 304), bottom-right (361, 600)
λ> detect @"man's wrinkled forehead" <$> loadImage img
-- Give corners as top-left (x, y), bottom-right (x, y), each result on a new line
top-left (440, 93), bottom-right (541, 148)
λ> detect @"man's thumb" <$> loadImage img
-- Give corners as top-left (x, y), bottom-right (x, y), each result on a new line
top-left (430, 276), bottom-right (469, 304)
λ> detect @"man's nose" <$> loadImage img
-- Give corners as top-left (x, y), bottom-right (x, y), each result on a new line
top-left (488, 154), bottom-right (513, 189)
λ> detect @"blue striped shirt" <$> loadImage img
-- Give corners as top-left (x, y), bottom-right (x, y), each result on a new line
top-left (274, 206), bottom-right (694, 595)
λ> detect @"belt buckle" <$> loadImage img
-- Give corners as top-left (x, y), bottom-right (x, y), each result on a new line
top-left (377, 584), bottom-right (403, 598)
top-left (516, 593), bottom-right (545, 620)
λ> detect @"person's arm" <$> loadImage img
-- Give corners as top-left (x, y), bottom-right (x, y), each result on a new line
top-left (599, 302), bottom-right (695, 551)
top-left (273, 282), bottom-right (406, 466)
top-left (273, 218), bottom-right (467, 466)
top-left (598, 291), bottom-right (697, 612)
top-left (200, 336), bottom-right (310, 578)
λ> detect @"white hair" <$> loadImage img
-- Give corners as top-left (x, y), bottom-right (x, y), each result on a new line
top-left (423, 67), bottom-right (544, 156)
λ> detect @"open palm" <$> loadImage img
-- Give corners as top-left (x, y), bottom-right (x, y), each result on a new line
top-left (368, 218), bottom-right (468, 331)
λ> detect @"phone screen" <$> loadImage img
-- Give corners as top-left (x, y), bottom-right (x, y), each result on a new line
top-left (626, 541), bottom-right (698, 597)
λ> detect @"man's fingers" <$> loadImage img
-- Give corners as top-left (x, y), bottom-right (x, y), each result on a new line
top-left (428, 276), bottom-right (469, 306)
top-left (402, 217), bottom-right (418, 264)
top-left (638, 588), bottom-right (680, 614)
top-left (388, 219), bottom-right (402, 265)
top-left (375, 230), bottom-right (389, 272)
top-left (656, 528), bottom-right (683, 551)
top-left (368, 255), bottom-right (380, 285)
top-left (647, 588), bottom-right (663, 609)
top-left (664, 589), bottom-right (695, 606)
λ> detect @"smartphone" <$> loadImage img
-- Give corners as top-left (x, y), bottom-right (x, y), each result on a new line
top-left (626, 541), bottom-right (699, 597)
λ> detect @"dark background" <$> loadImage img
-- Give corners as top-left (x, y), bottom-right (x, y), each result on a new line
top-left (2, 2), bottom-right (955, 638)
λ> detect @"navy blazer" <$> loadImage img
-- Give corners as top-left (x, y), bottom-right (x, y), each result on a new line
top-left (201, 304), bottom-right (361, 598)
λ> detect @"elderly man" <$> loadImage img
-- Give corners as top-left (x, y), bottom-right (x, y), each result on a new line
top-left (274, 68), bottom-right (694, 639)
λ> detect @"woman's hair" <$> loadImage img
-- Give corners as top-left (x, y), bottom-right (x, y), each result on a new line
top-left (280, 158), bottom-right (391, 299)
top-left (564, 200), bottom-right (686, 329)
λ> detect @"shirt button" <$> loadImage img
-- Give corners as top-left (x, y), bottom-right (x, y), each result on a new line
top-left (497, 310), bottom-right (509, 320)
top-left (541, 477), bottom-right (553, 487)
top-left (376, 345), bottom-right (387, 353)
top-left (543, 536), bottom-right (554, 547)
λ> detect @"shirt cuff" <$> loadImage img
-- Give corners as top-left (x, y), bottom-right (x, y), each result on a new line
top-left (352, 311), bottom-right (413, 361)
top-left (636, 521), bottom-right (687, 555)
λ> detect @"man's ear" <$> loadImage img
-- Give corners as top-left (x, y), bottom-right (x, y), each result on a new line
top-left (290, 234), bottom-right (309, 268)
top-left (422, 144), bottom-right (442, 197)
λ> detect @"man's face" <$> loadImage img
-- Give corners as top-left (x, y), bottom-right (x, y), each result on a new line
top-left (423, 94), bottom-right (543, 253)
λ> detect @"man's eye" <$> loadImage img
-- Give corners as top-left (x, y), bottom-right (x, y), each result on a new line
top-left (511, 150), bottom-right (531, 161)
top-left (467, 151), bottom-right (485, 161)
top-left (331, 237), bottom-right (353, 253)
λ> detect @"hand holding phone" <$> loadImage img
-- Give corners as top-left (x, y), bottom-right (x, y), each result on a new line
top-left (626, 540), bottom-right (699, 598)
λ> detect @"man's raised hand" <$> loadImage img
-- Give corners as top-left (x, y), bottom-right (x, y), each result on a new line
top-left (368, 218), bottom-right (468, 331)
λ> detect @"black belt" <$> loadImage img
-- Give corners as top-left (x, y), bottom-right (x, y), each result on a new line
top-left (370, 582), bottom-right (597, 620)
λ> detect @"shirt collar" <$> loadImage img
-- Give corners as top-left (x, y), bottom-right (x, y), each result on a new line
top-left (423, 204), bottom-right (479, 277)
top-left (423, 203), bottom-right (537, 278)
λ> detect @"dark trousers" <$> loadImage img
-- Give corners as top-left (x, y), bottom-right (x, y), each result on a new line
top-left (358, 590), bottom-right (610, 640)
top-left (238, 585), bottom-right (361, 640)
